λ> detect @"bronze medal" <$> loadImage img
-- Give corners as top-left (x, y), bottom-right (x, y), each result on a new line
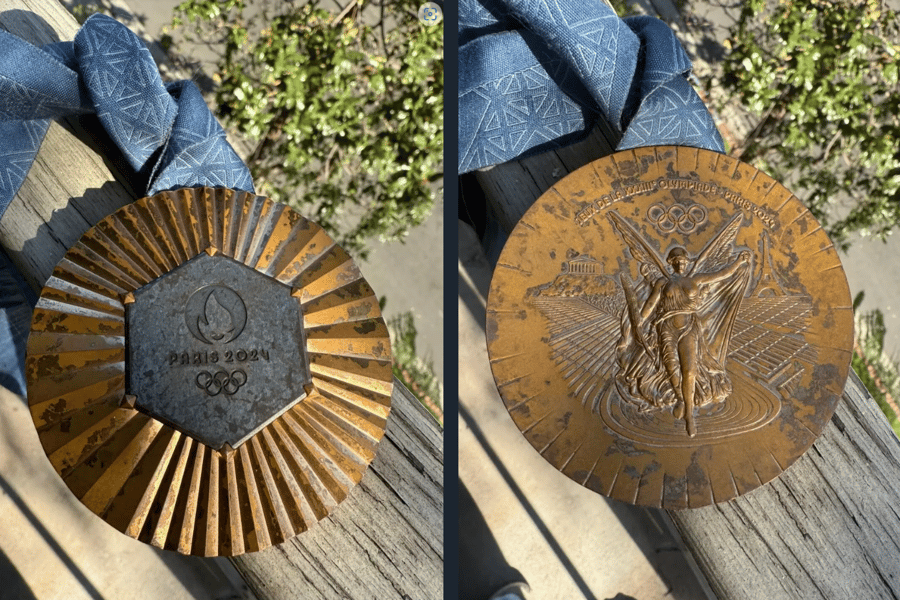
top-left (486, 147), bottom-right (853, 509)
top-left (26, 188), bottom-right (392, 555)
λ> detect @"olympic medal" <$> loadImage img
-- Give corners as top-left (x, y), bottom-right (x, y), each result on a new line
top-left (486, 147), bottom-right (853, 509)
top-left (26, 188), bottom-right (392, 555)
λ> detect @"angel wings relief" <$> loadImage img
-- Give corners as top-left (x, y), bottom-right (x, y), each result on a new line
top-left (528, 211), bottom-right (816, 446)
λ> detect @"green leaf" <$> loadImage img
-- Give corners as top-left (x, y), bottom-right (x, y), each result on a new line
top-left (722, 0), bottom-right (900, 244)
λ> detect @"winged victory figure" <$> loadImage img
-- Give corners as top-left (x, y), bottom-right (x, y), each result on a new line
top-left (529, 211), bottom-right (819, 442)
top-left (608, 212), bottom-right (752, 436)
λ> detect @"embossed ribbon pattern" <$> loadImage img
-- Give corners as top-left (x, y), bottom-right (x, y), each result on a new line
top-left (458, 0), bottom-right (725, 172)
top-left (0, 13), bottom-right (255, 395)
top-left (0, 13), bottom-right (254, 219)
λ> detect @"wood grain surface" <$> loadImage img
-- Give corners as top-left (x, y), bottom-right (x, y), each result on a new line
top-left (231, 383), bottom-right (444, 599)
top-left (472, 124), bottom-right (900, 598)
top-left (0, 2), bottom-right (443, 598)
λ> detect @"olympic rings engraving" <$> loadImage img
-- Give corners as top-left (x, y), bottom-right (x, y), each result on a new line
top-left (196, 369), bottom-right (248, 396)
top-left (647, 203), bottom-right (708, 234)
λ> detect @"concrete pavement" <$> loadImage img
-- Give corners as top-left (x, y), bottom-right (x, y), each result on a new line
top-left (5, 0), bottom-right (899, 598)
top-left (456, 3), bottom-right (900, 598)
top-left (678, 0), bottom-right (900, 358)
top-left (123, 0), bottom-right (445, 380)
top-left (0, 3), bottom-right (441, 599)
top-left (358, 203), bottom-right (444, 381)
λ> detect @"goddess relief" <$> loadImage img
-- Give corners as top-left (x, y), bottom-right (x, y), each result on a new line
top-left (610, 212), bottom-right (753, 437)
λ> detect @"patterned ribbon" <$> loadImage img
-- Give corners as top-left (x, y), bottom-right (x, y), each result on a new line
top-left (0, 13), bottom-right (253, 219)
top-left (458, 0), bottom-right (725, 173)
top-left (0, 14), bottom-right (255, 396)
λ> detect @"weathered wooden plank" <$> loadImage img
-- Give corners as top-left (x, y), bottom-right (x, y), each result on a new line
top-left (476, 135), bottom-right (900, 599)
top-left (672, 371), bottom-right (900, 600)
top-left (474, 126), bottom-right (616, 233)
top-left (1, 3), bottom-right (443, 598)
top-left (231, 383), bottom-right (444, 600)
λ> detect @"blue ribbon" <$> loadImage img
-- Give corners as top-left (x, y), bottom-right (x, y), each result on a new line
top-left (0, 14), bottom-right (255, 395)
top-left (0, 246), bottom-right (35, 397)
top-left (0, 13), bottom-right (253, 219)
top-left (458, 0), bottom-right (725, 173)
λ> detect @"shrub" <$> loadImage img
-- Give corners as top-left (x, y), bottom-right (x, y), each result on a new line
top-left (722, 0), bottom-right (900, 249)
top-left (172, 0), bottom-right (443, 257)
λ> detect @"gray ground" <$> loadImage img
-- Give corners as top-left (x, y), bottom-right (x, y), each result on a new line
top-left (213, 1), bottom-right (440, 380)
top-left (4, 0), bottom-right (900, 599)
top-left (681, 0), bottom-right (900, 360)
top-left (105, 0), bottom-right (445, 379)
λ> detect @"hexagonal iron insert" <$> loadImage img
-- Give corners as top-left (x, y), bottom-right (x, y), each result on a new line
top-left (126, 252), bottom-right (310, 450)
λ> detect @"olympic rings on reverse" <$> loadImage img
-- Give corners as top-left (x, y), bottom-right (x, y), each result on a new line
top-left (196, 369), bottom-right (248, 396)
top-left (647, 203), bottom-right (708, 234)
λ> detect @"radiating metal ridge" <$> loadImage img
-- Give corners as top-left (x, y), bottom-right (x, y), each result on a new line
top-left (26, 187), bottom-right (393, 555)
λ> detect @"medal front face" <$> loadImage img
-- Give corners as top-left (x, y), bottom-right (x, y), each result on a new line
top-left (26, 188), bottom-right (392, 555)
top-left (486, 147), bottom-right (853, 509)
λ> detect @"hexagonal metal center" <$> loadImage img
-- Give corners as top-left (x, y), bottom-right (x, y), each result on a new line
top-left (126, 252), bottom-right (309, 450)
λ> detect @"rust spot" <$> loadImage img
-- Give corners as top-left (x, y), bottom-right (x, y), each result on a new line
top-left (347, 302), bottom-right (372, 318)
top-left (353, 321), bottom-right (377, 335)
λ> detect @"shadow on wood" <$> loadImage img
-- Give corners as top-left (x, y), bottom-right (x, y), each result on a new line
top-left (231, 383), bottom-right (444, 600)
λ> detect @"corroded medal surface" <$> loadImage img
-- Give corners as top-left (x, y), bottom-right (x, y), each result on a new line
top-left (127, 252), bottom-right (310, 450)
top-left (486, 147), bottom-right (853, 509)
top-left (26, 188), bottom-right (392, 555)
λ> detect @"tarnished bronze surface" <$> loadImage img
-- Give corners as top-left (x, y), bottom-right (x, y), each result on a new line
top-left (26, 188), bottom-right (392, 555)
top-left (126, 251), bottom-right (311, 450)
top-left (486, 147), bottom-right (853, 509)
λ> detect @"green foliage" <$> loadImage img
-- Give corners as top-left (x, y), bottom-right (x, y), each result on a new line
top-left (386, 311), bottom-right (442, 424)
top-left (607, 0), bottom-right (638, 17)
top-left (172, 0), bottom-right (443, 256)
top-left (851, 292), bottom-right (900, 437)
top-left (722, 0), bottom-right (900, 249)
top-left (68, 2), bottom-right (110, 24)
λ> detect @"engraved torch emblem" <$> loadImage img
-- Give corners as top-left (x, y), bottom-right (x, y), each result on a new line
top-left (185, 285), bottom-right (248, 344)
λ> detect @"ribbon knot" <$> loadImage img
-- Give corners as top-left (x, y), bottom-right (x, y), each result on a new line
top-left (0, 13), bottom-right (253, 219)
top-left (458, 0), bottom-right (725, 173)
